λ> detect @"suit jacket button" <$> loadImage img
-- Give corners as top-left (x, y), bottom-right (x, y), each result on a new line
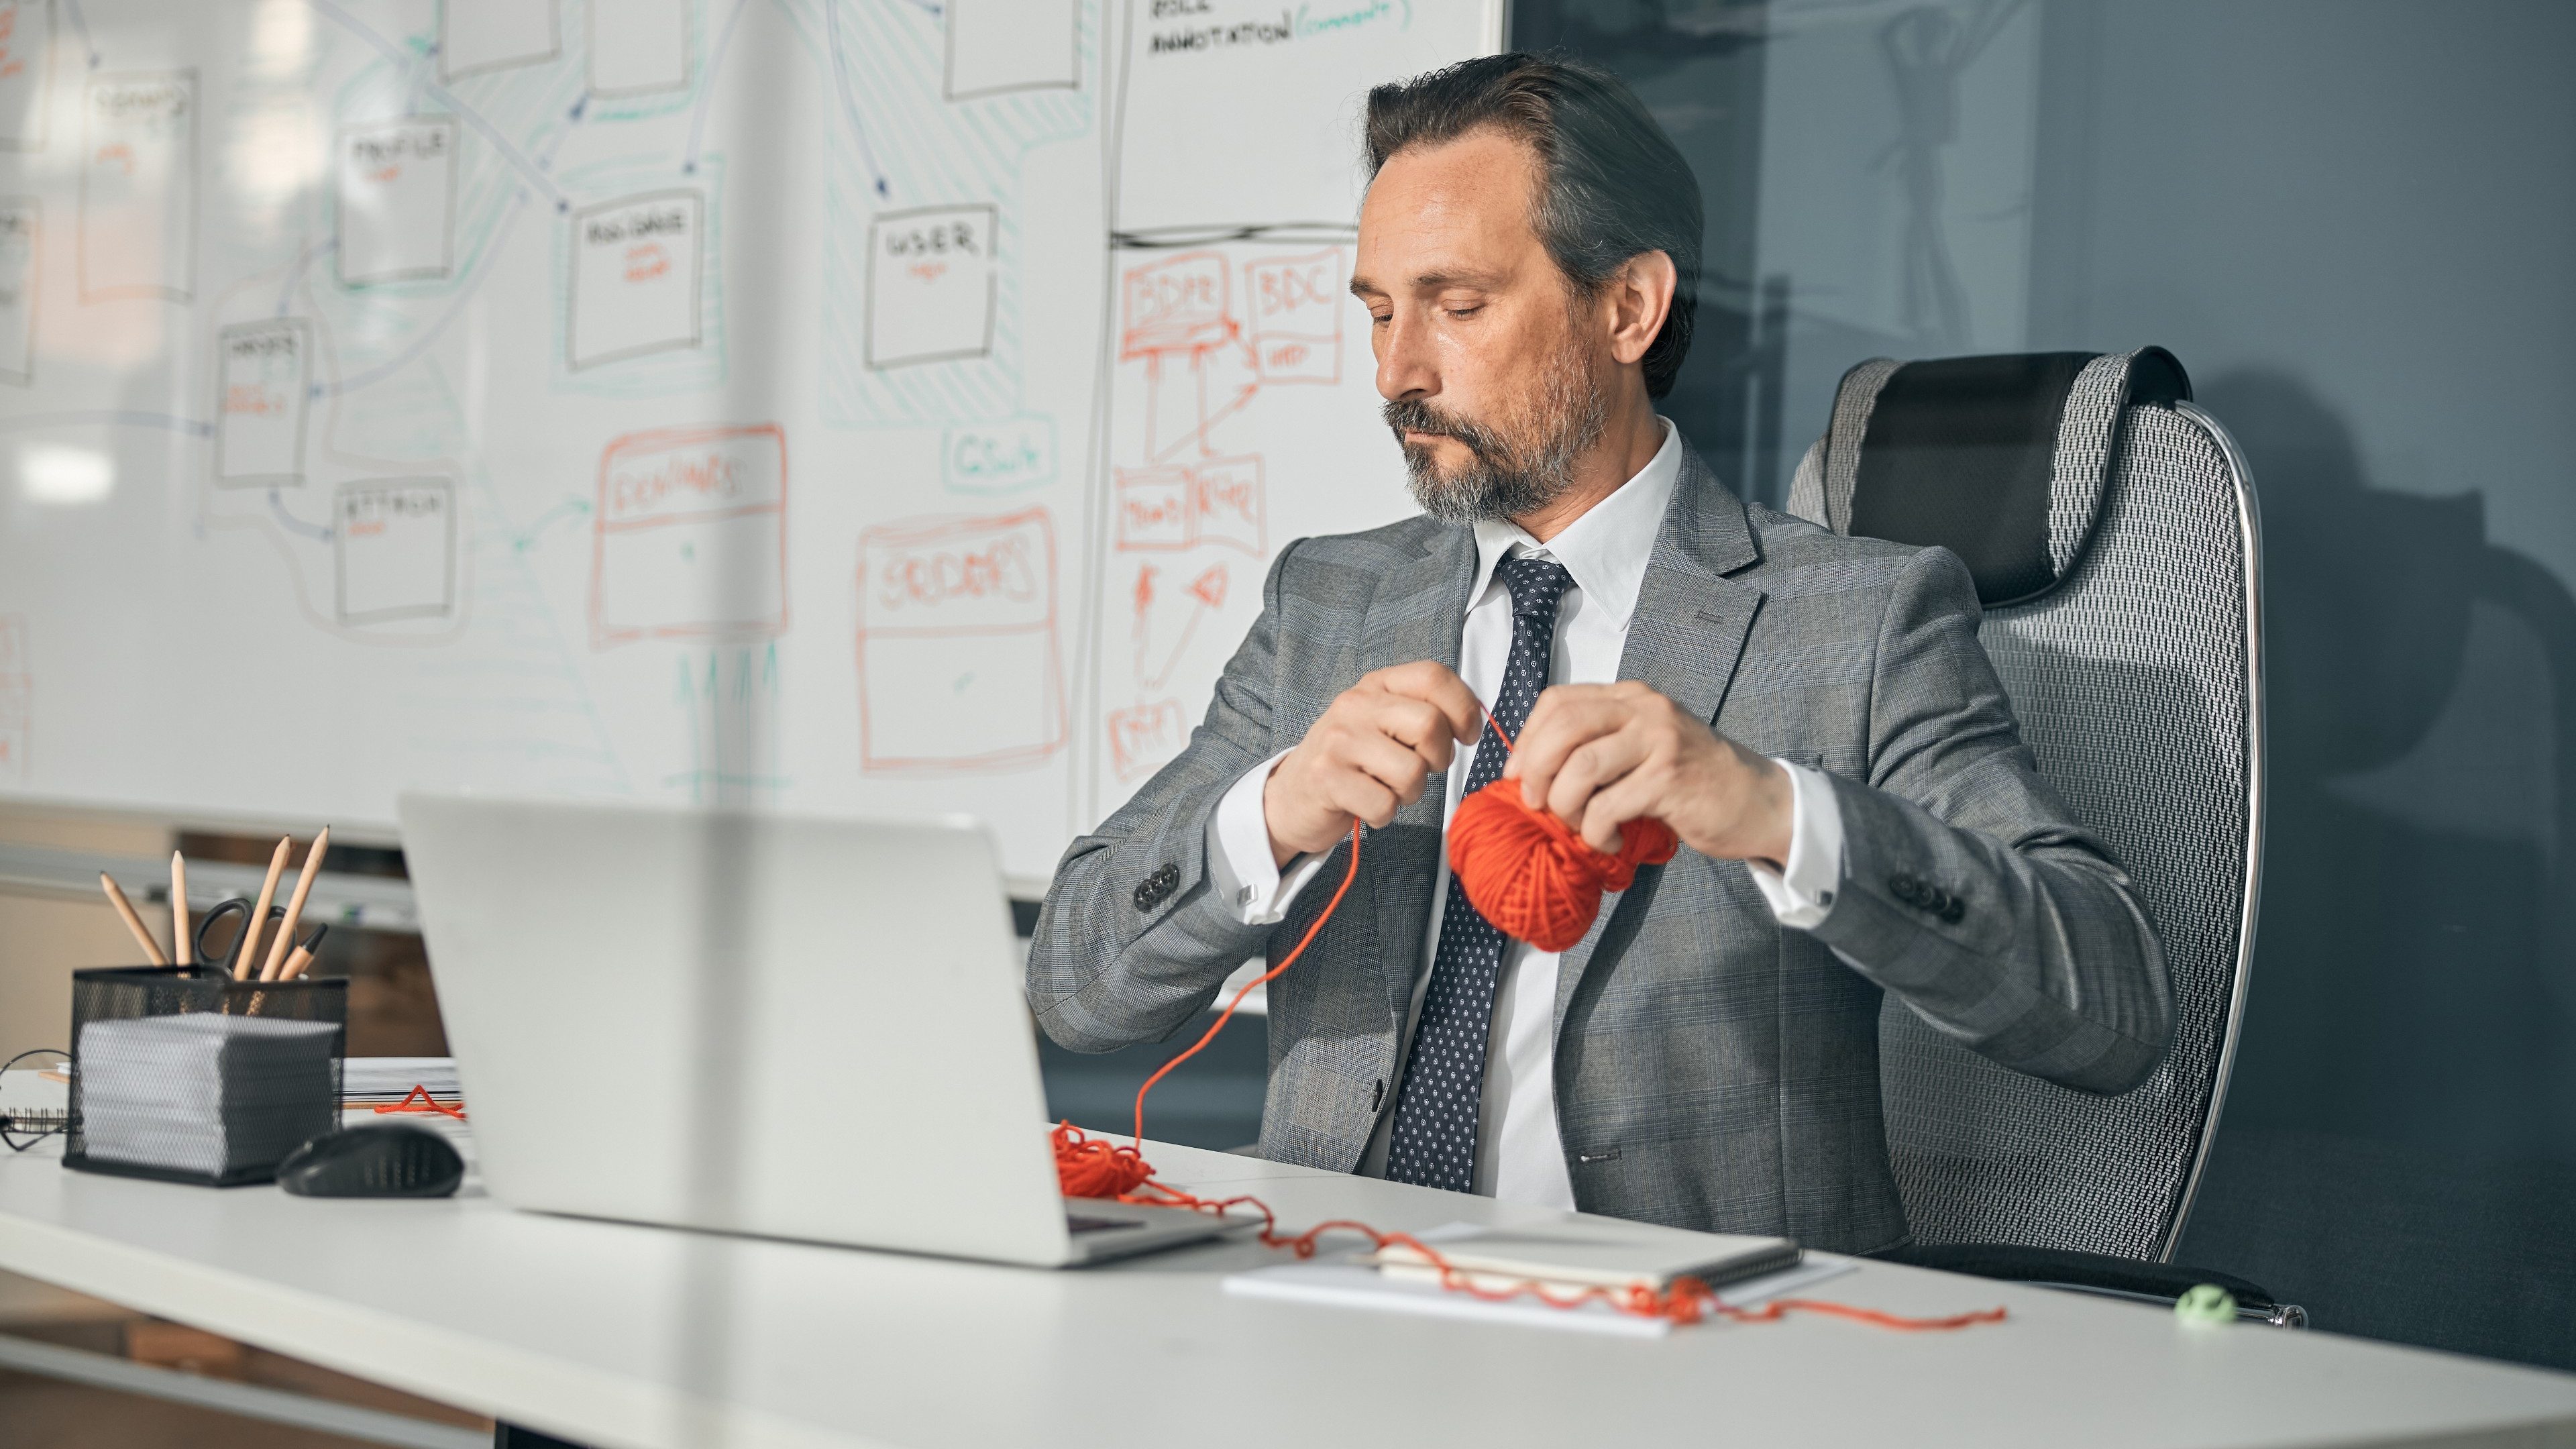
top-left (1941, 898), bottom-right (1965, 924)
top-left (1889, 874), bottom-right (1921, 904)
top-left (1133, 864), bottom-right (1179, 912)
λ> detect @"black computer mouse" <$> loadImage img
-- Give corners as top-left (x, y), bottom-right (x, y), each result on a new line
top-left (276, 1125), bottom-right (464, 1198)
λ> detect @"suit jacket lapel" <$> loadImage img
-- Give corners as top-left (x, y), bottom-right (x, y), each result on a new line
top-left (1356, 524), bottom-right (1478, 1027)
top-left (1558, 444), bottom-right (1767, 1020)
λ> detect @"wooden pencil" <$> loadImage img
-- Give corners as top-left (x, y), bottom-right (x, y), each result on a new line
top-left (278, 945), bottom-right (315, 981)
top-left (234, 836), bottom-right (292, 981)
top-left (99, 873), bottom-right (170, 967)
top-left (171, 851), bottom-right (191, 967)
top-left (259, 826), bottom-right (328, 982)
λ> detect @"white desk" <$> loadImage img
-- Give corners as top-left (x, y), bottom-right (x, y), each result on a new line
top-left (3, 1124), bottom-right (2573, 1449)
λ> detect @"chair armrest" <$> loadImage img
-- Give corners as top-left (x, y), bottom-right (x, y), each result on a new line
top-left (1870, 1242), bottom-right (2306, 1326)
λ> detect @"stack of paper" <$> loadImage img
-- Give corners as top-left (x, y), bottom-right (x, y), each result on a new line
top-left (78, 1015), bottom-right (339, 1177)
top-left (1367, 1223), bottom-right (1800, 1295)
top-left (1226, 1222), bottom-right (1849, 1338)
top-left (341, 1057), bottom-right (462, 1107)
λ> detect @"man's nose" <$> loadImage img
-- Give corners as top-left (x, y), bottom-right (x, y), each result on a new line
top-left (1375, 309), bottom-right (1438, 402)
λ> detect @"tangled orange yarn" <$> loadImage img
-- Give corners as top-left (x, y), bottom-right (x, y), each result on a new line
top-left (1446, 779), bottom-right (1679, 951)
top-left (1044, 705), bottom-right (2001, 1334)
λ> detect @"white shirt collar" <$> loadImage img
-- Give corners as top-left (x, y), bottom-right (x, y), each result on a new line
top-left (1466, 417), bottom-right (1682, 629)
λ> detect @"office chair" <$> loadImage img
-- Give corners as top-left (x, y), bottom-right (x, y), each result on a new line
top-left (1787, 347), bottom-right (2302, 1326)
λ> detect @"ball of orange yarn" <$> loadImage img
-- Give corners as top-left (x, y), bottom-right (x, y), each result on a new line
top-left (1053, 1122), bottom-right (1155, 1199)
top-left (1448, 780), bottom-right (1680, 952)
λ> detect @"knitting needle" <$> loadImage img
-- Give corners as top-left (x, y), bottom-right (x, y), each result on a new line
top-left (259, 826), bottom-right (328, 982)
top-left (233, 836), bottom-right (292, 981)
top-left (171, 851), bottom-right (191, 967)
top-left (278, 945), bottom-right (314, 981)
top-left (99, 873), bottom-right (170, 967)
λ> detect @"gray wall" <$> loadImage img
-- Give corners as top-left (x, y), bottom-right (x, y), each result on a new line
top-left (1527, 0), bottom-right (2576, 1366)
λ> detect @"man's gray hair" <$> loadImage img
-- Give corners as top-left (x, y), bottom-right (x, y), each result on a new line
top-left (1364, 53), bottom-right (1705, 399)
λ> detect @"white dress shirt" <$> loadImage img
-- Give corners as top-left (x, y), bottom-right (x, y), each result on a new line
top-left (1203, 420), bottom-right (1847, 1208)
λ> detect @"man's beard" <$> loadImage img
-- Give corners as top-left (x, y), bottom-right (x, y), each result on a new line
top-left (1385, 343), bottom-right (1609, 526)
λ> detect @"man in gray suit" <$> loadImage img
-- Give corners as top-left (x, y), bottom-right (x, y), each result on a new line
top-left (1029, 55), bottom-right (2169, 1253)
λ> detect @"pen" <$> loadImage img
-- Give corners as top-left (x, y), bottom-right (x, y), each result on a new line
top-left (99, 873), bottom-right (170, 967)
top-left (171, 851), bottom-right (191, 967)
top-left (234, 836), bottom-right (291, 982)
top-left (260, 826), bottom-right (328, 982)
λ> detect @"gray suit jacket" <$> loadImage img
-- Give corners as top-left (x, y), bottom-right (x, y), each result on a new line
top-left (1028, 443), bottom-right (2171, 1253)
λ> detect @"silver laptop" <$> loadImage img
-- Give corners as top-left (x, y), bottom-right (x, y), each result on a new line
top-left (398, 794), bottom-right (1246, 1267)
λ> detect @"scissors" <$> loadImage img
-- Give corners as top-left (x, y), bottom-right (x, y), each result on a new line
top-left (192, 898), bottom-right (328, 979)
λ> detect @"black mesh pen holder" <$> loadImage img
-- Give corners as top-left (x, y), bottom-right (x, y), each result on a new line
top-left (63, 966), bottom-right (347, 1187)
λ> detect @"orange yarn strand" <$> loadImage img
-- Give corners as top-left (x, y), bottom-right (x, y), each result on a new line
top-left (1050, 712), bottom-right (2002, 1333)
top-left (1123, 820), bottom-right (1366, 1145)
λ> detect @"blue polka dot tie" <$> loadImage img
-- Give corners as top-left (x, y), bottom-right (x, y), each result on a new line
top-left (1384, 553), bottom-right (1571, 1193)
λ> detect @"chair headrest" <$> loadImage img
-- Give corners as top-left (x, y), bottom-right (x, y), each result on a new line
top-left (1817, 347), bottom-right (2190, 606)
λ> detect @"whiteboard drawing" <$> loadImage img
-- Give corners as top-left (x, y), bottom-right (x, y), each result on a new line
top-left (817, 0), bottom-right (1092, 429)
top-left (855, 507), bottom-right (1066, 773)
top-left (1128, 559), bottom-right (1226, 693)
top-left (335, 117), bottom-right (458, 286)
top-left (0, 615), bottom-right (25, 783)
top-left (590, 423), bottom-right (788, 648)
top-left (943, 415), bottom-right (1055, 495)
top-left (1113, 455), bottom-right (1264, 555)
top-left (440, 0), bottom-right (561, 83)
top-left (590, 0), bottom-right (692, 97)
top-left (1121, 250), bottom-right (1232, 357)
top-left (1245, 248), bottom-right (1342, 384)
top-left (77, 70), bottom-right (196, 303)
top-left (1105, 699), bottom-right (1183, 783)
top-left (568, 188), bottom-right (702, 370)
top-left (866, 204), bottom-right (997, 369)
top-left (334, 478), bottom-right (458, 625)
top-left (213, 319), bottom-right (310, 489)
top-left (1088, 240), bottom-right (1387, 807)
top-left (0, 0), bottom-right (54, 152)
top-left (0, 197), bottom-right (33, 384)
top-left (945, 0), bottom-right (1079, 101)
top-left (674, 644), bottom-right (783, 805)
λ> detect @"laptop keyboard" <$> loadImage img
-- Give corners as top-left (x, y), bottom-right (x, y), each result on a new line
top-left (1066, 1212), bottom-right (1145, 1234)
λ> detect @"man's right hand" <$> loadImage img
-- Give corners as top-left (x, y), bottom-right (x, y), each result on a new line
top-left (1263, 661), bottom-right (1485, 867)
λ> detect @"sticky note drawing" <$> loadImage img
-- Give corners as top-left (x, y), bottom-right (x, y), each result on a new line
top-left (1113, 455), bottom-right (1264, 555)
top-left (440, 0), bottom-right (562, 83)
top-left (0, 0), bottom-right (55, 152)
top-left (568, 188), bottom-right (704, 370)
top-left (78, 70), bottom-right (198, 303)
top-left (589, 0), bottom-right (692, 98)
top-left (334, 478), bottom-right (458, 625)
top-left (1106, 699), bottom-right (1184, 783)
top-left (214, 319), bottom-right (311, 488)
top-left (591, 424), bottom-right (790, 649)
top-left (856, 507), bottom-right (1067, 773)
top-left (1246, 248), bottom-right (1343, 385)
top-left (945, 0), bottom-right (1079, 101)
top-left (866, 203), bottom-right (998, 370)
top-left (335, 117), bottom-right (458, 286)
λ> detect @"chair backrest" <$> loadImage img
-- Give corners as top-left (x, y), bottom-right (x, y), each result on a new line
top-left (1788, 348), bottom-right (2263, 1262)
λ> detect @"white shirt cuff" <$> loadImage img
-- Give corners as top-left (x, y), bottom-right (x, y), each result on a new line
top-left (1204, 749), bottom-right (1331, 926)
top-left (1746, 760), bottom-right (1845, 929)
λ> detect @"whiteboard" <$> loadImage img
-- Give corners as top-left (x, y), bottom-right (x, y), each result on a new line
top-left (0, 0), bottom-right (1501, 881)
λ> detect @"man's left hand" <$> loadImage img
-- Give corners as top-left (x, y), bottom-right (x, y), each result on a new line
top-left (1501, 681), bottom-right (1795, 869)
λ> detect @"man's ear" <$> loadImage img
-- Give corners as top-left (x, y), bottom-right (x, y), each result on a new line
top-left (1603, 250), bottom-right (1678, 368)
